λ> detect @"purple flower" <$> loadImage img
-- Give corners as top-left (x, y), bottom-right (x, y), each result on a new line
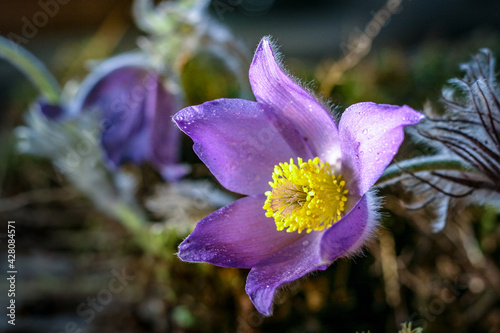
top-left (173, 38), bottom-right (423, 315)
top-left (67, 54), bottom-right (188, 181)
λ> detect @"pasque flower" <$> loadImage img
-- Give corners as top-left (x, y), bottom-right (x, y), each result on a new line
top-left (174, 38), bottom-right (423, 315)
top-left (73, 54), bottom-right (187, 180)
top-left (40, 54), bottom-right (187, 181)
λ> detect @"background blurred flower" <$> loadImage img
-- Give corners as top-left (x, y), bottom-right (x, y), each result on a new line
top-left (174, 37), bottom-right (422, 315)
top-left (9, 0), bottom-right (251, 249)
top-left (68, 53), bottom-right (188, 181)
top-left (15, 52), bottom-right (187, 224)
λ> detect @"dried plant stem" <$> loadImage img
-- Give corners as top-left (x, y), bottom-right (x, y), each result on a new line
top-left (316, 0), bottom-right (403, 96)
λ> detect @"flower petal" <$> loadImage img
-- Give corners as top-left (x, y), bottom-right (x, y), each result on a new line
top-left (339, 102), bottom-right (423, 196)
top-left (244, 193), bottom-right (380, 316)
top-left (174, 98), bottom-right (312, 195)
top-left (147, 73), bottom-right (188, 181)
top-left (88, 66), bottom-right (155, 166)
top-left (249, 38), bottom-right (341, 163)
top-left (320, 192), bottom-right (380, 262)
top-left (177, 195), bottom-right (305, 269)
top-left (245, 232), bottom-right (324, 315)
top-left (69, 53), bottom-right (150, 117)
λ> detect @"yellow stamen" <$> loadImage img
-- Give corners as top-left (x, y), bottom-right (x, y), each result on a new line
top-left (263, 157), bottom-right (348, 233)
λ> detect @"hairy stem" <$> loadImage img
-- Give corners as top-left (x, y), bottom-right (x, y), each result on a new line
top-left (0, 35), bottom-right (61, 103)
top-left (376, 156), bottom-right (475, 187)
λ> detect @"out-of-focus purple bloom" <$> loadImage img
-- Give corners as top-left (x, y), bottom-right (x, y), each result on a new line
top-left (52, 54), bottom-right (187, 181)
top-left (173, 37), bottom-right (423, 315)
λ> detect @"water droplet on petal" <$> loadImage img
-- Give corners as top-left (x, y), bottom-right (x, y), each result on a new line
top-left (302, 240), bottom-right (309, 246)
top-left (362, 129), bottom-right (368, 135)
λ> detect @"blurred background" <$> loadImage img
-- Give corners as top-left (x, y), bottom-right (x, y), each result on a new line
top-left (0, 0), bottom-right (499, 332)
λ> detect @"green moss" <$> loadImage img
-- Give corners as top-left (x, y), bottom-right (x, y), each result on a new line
top-left (181, 51), bottom-right (242, 105)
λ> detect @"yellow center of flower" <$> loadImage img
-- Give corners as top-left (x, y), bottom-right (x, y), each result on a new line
top-left (263, 157), bottom-right (348, 234)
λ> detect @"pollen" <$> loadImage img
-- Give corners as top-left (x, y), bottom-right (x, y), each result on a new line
top-left (263, 157), bottom-right (348, 233)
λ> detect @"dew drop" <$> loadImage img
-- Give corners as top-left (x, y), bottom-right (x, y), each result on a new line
top-left (302, 240), bottom-right (309, 246)
top-left (362, 129), bottom-right (368, 135)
